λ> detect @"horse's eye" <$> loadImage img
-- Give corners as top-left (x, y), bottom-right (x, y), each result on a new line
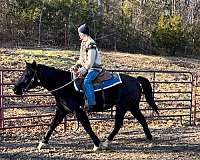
top-left (25, 74), bottom-right (29, 78)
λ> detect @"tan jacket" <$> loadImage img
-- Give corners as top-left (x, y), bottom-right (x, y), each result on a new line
top-left (76, 38), bottom-right (102, 74)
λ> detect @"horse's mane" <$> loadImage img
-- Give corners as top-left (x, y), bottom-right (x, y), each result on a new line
top-left (37, 64), bottom-right (71, 82)
top-left (38, 64), bottom-right (69, 74)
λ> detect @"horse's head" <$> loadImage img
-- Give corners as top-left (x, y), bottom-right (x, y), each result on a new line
top-left (13, 61), bottom-right (40, 95)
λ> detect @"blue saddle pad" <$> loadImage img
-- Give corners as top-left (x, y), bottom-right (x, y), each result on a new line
top-left (74, 73), bottom-right (122, 92)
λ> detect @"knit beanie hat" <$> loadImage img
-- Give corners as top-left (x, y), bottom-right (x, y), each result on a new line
top-left (78, 24), bottom-right (90, 35)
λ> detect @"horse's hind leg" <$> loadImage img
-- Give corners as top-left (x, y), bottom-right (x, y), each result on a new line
top-left (102, 107), bottom-right (126, 149)
top-left (130, 105), bottom-right (152, 140)
top-left (75, 109), bottom-right (100, 151)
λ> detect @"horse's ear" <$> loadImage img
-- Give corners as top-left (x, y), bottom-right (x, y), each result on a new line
top-left (25, 61), bottom-right (31, 67)
top-left (32, 60), bottom-right (37, 69)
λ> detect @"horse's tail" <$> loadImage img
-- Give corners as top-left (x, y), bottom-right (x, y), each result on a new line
top-left (137, 76), bottom-right (159, 116)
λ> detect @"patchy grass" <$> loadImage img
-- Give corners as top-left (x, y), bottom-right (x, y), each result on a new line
top-left (0, 49), bottom-right (77, 70)
top-left (1, 48), bottom-right (200, 72)
top-left (103, 52), bottom-right (200, 73)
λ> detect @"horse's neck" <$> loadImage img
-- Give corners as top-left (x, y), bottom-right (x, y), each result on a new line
top-left (37, 65), bottom-right (72, 91)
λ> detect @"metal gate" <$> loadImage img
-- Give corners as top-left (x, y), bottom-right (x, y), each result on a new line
top-left (0, 69), bottom-right (194, 130)
top-left (194, 75), bottom-right (200, 125)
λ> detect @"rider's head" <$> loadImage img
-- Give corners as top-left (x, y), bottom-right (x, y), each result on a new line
top-left (78, 23), bottom-right (90, 41)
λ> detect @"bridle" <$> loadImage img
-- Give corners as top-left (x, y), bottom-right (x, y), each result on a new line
top-left (23, 68), bottom-right (40, 92)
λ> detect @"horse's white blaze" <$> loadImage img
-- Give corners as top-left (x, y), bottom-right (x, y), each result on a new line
top-left (102, 139), bottom-right (110, 148)
top-left (37, 141), bottom-right (46, 151)
top-left (93, 144), bottom-right (100, 151)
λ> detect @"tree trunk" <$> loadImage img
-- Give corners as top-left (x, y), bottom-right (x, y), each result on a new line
top-left (97, 0), bottom-right (104, 17)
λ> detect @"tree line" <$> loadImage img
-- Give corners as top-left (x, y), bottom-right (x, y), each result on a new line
top-left (0, 0), bottom-right (200, 56)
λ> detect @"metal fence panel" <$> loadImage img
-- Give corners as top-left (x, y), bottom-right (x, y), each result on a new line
top-left (0, 69), bottom-right (194, 130)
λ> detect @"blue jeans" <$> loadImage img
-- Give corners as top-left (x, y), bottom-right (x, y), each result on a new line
top-left (83, 69), bottom-right (100, 107)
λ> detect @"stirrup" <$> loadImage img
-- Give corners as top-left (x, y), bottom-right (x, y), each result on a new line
top-left (83, 105), bottom-right (89, 112)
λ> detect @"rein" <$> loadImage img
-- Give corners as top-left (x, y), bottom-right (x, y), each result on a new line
top-left (26, 77), bottom-right (77, 94)
top-left (27, 79), bottom-right (77, 94)
top-left (24, 66), bottom-right (78, 94)
top-left (44, 78), bottom-right (77, 93)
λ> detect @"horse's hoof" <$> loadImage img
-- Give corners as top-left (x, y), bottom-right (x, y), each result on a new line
top-left (147, 136), bottom-right (153, 141)
top-left (37, 141), bottom-right (47, 151)
top-left (93, 144), bottom-right (100, 151)
top-left (101, 139), bottom-right (111, 149)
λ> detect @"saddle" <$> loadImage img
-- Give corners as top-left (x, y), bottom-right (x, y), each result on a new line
top-left (94, 69), bottom-right (112, 84)
top-left (74, 69), bottom-right (113, 90)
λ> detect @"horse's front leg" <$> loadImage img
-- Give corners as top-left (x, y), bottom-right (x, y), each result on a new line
top-left (37, 108), bottom-right (67, 150)
top-left (75, 109), bottom-right (100, 151)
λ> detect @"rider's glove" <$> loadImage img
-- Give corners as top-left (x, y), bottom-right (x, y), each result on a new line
top-left (78, 67), bottom-right (87, 75)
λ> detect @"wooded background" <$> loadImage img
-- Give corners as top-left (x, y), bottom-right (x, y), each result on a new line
top-left (0, 0), bottom-right (200, 55)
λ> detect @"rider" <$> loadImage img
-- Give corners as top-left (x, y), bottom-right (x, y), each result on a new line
top-left (74, 23), bottom-right (102, 111)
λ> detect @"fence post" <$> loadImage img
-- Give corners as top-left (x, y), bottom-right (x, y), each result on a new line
top-left (153, 72), bottom-right (156, 100)
top-left (193, 74), bottom-right (197, 125)
top-left (189, 73), bottom-right (193, 125)
top-left (0, 71), bottom-right (4, 128)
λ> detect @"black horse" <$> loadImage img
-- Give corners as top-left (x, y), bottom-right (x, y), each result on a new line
top-left (13, 61), bottom-right (159, 151)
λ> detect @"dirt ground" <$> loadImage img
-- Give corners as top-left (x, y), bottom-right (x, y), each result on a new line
top-left (1, 120), bottom-right (200, 160)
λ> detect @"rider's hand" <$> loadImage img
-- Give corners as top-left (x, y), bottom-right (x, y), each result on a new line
top-left (78, 67), bottom-right (87, 75)
top-left (77, 71), bottom-right (84, 78)
top-left (70, 65), bottom-right (78, 72)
